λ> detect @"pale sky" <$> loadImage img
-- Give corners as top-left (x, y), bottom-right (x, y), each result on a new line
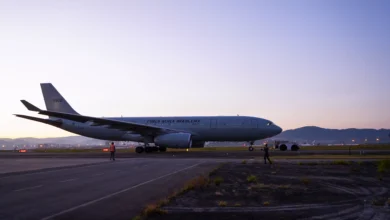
top-left (1, 0), bottom-right (390, 138)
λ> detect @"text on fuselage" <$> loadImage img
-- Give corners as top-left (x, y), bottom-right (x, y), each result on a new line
top-left (146, 119), bottom-right (201, 124)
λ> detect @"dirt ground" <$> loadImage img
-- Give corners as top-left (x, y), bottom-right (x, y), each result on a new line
top-left (145, 160), bottom-right (390, 220)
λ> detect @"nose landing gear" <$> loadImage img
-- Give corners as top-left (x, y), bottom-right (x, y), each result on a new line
top-left (248, 141), bottom-right (255, 151)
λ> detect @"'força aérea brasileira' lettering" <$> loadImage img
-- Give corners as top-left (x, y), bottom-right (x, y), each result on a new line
top-left (146, 119), bottom-right (201, 124)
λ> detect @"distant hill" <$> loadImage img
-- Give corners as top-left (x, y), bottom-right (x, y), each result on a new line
top-left (273, 126), bottom-right (390, 144)
top-left (0, 136), bottom-right (105, 147)
top-left (1, 126), bottom-right (390, 148)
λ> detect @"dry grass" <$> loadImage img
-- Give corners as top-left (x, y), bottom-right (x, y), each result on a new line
top-left (209, 163), bottom-right (226, 177)
top-left (278, 184), bottom-right (292, 189)
top-left (131, 215), bottom-right (142, 220)
top-left (143, 204), bottom-right (167, 216)
top-left (132, 164), bottom-right (223, 220)
top-left (331, 160), bottom-right (351, 165)
top-left (218, 201), bottom-right (227, 206)
top-left (298, 162), bottom-right (319, 165)
top-left (213, 176), bottom-right (224, 186)
top-left (247, 174), bottom-right (257, 183)
top-left (301, 177), bottom-right (310, 185)
top-left (168, 144), bottom-right (390, 152)
top-left (252, 183), bottom-right (268, 189)
top-left (377, 159), bottom-right (390, 173)
top-left (270, 155), bottom-right (390, 160)
top-left (252, 183), bottom-right (291, 189)
top-left (181, 175), bottom-right (209, 193)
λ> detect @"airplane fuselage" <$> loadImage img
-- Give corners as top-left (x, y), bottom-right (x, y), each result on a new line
top-left (59, 115), bottom-right (282, 144)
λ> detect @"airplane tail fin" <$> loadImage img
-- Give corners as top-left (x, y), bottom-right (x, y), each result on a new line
top-left (40, 83), bottom-right (79, 115)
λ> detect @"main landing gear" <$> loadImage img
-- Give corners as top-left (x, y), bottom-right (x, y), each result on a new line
top-left (248, 141), bottom-right (255, 151)
top-left (135, 145), bottom-right (167, 153)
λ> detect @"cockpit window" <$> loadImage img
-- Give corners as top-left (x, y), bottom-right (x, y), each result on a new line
top-left (267, 121), bottom-right (273, 126)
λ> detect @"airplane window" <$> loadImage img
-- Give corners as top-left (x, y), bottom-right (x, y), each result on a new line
top-left (267, 122), bottom-right (273, 126)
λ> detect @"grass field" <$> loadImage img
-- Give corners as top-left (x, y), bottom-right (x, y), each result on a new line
top-left (265, 154), bottom-right (390, 160)
top-left (298, 144), bottom-right (390, 151)
top-left (167, 144), bottom-right (390, 152)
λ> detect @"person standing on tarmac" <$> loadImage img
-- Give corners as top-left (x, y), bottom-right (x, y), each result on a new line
top-left (109, 142), bottom-right (116, 161)
top-left (263, 143), bottom-right (272, 164)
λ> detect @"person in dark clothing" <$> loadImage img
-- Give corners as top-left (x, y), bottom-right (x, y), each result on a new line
top-left (263, 143), bottom-right (272, 164)
top-left (109, 142), bottom-right (116, 161)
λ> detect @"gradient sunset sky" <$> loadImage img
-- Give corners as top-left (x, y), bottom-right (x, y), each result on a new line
top-left (1, 0), bottom-right (389, 138)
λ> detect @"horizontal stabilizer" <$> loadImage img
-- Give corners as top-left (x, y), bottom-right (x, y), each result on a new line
top-left (14, 114), bottom-right (62, 127)
top-left (21, 100), bottom-right (41, 112)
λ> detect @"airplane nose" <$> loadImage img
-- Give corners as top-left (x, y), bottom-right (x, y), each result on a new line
top-left (275, 125), bottom-right (282, 135)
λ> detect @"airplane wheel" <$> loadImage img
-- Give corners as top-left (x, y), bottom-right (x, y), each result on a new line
top-left (135, 146), bottom-right (144, 153)
top-left (248, 146), bottom-right (254, 151)
top-left (280, 145), bottom-right (287, 151)
top-left (159, 146), bottom-right (167, 152)
top-left (291, 145), bottom-right (299, 151)
top-left (145, 147), bottom-right (153, 153)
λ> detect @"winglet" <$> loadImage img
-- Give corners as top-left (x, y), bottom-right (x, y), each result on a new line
top-left (21, 100), bottom-right (41, 112)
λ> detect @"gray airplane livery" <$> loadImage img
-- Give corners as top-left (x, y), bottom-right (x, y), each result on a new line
top-left (15, 83), bottom-right (283, 153)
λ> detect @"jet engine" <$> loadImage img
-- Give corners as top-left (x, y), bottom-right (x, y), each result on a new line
top-left (154, 133), bottom-right (192, 148)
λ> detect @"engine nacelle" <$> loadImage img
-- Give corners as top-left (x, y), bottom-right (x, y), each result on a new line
top-left (154, 133), bottom-right (192, 148)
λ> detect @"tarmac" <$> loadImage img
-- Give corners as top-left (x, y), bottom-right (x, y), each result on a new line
top-left (0, 152), bottom-right (389, 220)
top-left (0, 158), bottom-right (109, 175)
top-left (0, 158), bottom-right (218, 220)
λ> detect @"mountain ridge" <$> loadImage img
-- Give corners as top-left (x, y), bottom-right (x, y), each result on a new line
top-left (274, 126), bottom-right (390, 144)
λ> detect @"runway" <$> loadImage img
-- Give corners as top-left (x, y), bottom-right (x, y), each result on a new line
top-left (0, 158), bottom-right (216, 220)
top-left (0, 158), bottom-right (109, 175)
top-left (0, 149), bottom-right (389, 159)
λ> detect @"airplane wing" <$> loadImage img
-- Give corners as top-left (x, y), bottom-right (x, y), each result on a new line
top-left (18, 100), bottom-right (191, 136)
top-left (37, 110), bottom-right (186, 135)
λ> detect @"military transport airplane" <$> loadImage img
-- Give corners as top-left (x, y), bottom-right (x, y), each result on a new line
top-left (14, 83), bottom-right (282, 153)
